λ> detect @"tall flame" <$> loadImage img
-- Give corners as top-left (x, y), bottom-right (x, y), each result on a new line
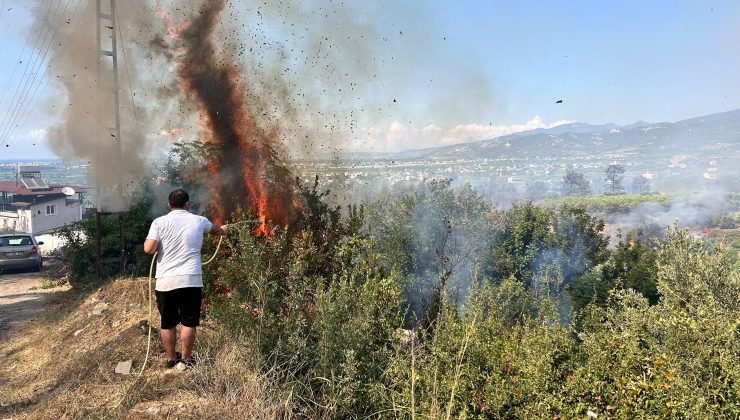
top-left (161, 0), bottom-right (297, 233)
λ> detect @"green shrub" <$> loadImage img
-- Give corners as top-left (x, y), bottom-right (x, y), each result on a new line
top-left (58, 194), bottom-right (154, 287)
top-left (197, 180), bottom-right (737, 418)
top-left (365, 179), bottom-right (493, 322)
top-left (569, 231), bottom-right (659, 318)
top-left (568, 225), bottom-right (740, 418)
top-left (204, 218), bottom-right (404, 417)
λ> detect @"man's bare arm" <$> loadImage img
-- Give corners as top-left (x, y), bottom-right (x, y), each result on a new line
top-left (209, 224), bottom-right (229, 236)
top-left (143, 239), bottom-right (159, 254)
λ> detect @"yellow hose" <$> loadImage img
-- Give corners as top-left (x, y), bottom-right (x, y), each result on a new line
top-left (111, 235), bottom-right (223, 410)
top-left (111, 250), bottom-right (157, 409)
top-left (202, 235), bottom-right (223, 266)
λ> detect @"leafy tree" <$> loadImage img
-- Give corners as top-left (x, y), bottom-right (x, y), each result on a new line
top-left (562, 168), bottom-right (591, 196)
top-left (483, 204), bottom-right (607, 298)
top-left (483, 202), bottom-right (554, 289)
top-left (160, 140), bottom-right (211, 214)
top-left (604, 163), bottom-right (626, 194)
top-left (526, 179), bottom-right (549, 200)
top-left (366, 179), bottom-right (492, 322)
top-left (631, 174), bottom-right (651, 194)
top-left (552, 206), bottom-right (609, 283)
top-left (569, 231), bottom-right (658, 315)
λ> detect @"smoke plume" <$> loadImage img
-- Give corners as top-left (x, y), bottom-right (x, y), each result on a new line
top-left (30, 0), bottom-right (497, 217)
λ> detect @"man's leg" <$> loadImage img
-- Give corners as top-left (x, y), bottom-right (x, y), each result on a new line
top-left (161, 328), bottom-right (178, 361)
top-left (180, 326), bottom-right (196, 360)
top-left (156, 290), bottom-right (180, 363)
top-left (179, 287), bottom-right (203, 363)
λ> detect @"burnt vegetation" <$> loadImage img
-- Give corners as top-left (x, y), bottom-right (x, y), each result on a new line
top-left (200, 176), bottom-right (738, 418)
top-left (55, 148), bottom-right (740, 418)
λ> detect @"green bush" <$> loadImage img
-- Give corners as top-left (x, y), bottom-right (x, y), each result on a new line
top-left (376, 226), bottom-right (739, 418)
top-left (538, 193), bottom-right (669, 213)
top-left (569, 231), bottom-right (659, 318)
top-left (567, 225), bottom-right (740, 417)
top-left (710, 212), bottom-right (740, 229)
top-left (482, 203), bottom-right (608, 302)
top-left (58, 193), bottom-right (154, 287)
top-left (204, 216), bottom-right (405, 417)
top-left (92, 168), bottom-right (731, 418)
top-left (365, 179), bottom-right (493, 323)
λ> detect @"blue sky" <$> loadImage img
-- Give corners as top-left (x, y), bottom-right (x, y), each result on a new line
top-left (0, 0), bottom-right (739, 158)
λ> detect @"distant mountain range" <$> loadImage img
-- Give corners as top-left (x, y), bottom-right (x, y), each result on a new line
top-left (382, 108), bottom-right (740, 162)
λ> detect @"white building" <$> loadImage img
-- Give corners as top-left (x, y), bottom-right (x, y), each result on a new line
top-left (0, 166), bottom-right (85, 235)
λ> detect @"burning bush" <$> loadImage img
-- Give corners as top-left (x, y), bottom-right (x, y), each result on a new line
top-left (203, 210), bottom-right (404, 417)
top-left (199, 182), bottom-right (738, 418)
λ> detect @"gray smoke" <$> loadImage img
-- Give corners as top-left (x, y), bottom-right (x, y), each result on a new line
top-left (605, 187), bottom-right (736, 246)
top-left (28, 0), bottom-right (496, 211)
top-left (27, 0), bottom-right (165, 211)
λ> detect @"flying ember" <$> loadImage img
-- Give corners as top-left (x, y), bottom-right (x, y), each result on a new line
top-left (158, 0), bottom-right (297, 232)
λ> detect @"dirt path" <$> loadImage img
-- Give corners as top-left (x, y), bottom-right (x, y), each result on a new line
top-left (0, 265), bottom-right (71, 343)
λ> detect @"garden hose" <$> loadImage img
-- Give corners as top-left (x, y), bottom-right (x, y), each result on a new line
top-left (202, 235), bottom-right (223, 266)
top-left (111, 235), bottom-right (224, 410)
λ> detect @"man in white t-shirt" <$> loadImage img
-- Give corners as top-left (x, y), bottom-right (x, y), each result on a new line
top-left (144, 189), bottom-right (227, 369)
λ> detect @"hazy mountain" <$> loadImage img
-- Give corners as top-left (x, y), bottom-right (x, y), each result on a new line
top-left (391, 108), bottom-right (740, 161)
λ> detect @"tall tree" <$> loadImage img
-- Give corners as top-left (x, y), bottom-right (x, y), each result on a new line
top-left (526, 179), bottom-right (549, 200)
top-left (562, 168), bottom-right (591, 196)
top-left (631, 175), bottom-right (651, 194)
top-left (604, 164), bottom-right (626, 194)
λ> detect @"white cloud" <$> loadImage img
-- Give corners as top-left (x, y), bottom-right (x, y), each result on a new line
top-left (354, 116), bottom-right (574, 152)
top-left (28, 128), bottom-right (48, 140)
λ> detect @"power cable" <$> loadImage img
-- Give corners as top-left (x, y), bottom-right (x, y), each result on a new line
top-left (0, 0), bottom-right (66, 146)
top-left (0, 0), bottom-right (75, 148)
top-left (0, 0), bottom-right (55, 111)
top-left (113, 1), bottom-right (145, 153)
top-left (4, 0), bottom-right (86, 146)
top-left (0, 0), bottom-right (73, 143)
top-left (0, 0), bottom-right (65, 137)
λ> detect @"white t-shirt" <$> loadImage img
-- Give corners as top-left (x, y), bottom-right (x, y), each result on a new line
top-left (146, 209), bottom-right (213, 291)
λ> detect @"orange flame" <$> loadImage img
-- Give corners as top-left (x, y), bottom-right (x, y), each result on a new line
top-left (254, 197), bottom-right (271, 236)
top-left (157, 1), bottom-right (298, 235)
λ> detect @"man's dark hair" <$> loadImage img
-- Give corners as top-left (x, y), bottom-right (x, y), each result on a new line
top-left (168, 189), bottom-right (189, 209)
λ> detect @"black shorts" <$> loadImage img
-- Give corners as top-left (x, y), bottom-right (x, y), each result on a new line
top-left (155, 287), bottom-right (202, 329)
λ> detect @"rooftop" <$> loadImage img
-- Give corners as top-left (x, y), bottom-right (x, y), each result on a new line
top-left (0, 181), bottom-right (85, 196)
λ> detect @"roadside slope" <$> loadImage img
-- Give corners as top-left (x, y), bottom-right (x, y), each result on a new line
top-left (0, 278), bottom-right (280, 419)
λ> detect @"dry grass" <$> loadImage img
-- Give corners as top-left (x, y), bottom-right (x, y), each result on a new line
top-left (0, 278), bottom-right (283, 419)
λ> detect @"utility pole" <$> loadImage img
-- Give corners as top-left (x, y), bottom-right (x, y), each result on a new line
top-left (96, 0), bottom-right (122, 199)
top-left (95, 0), bottom-right (123, 282)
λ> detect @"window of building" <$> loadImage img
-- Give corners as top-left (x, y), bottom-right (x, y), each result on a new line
top-left (46, 205), bottom-right (56, 215)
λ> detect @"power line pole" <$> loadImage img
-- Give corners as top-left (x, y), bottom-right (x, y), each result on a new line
top-left (96, 0), bottom-right (123, 282)
top-left (96, 0), bottom-right (122, 210)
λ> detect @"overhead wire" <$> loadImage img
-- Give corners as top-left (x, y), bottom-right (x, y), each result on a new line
top-left (113, 0), bottom-right (145, 154)
top-left (0, 0), bottom-right (56, 118)
top-left (0, 0), bottom-right (65, 138)
top-left (4, 0), bottom-right (87, 146)
top-left (0, 0), bottom-right (52, 111)
top-left (0, 0), bottom-right (66, 147)
top-left (0, 0), bottom-right (72, 145)
top-left (0, 0), bottom-right (76, 148)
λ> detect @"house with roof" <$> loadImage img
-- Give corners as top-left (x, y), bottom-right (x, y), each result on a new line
top-left (0, 165), bottom-right (85, 234)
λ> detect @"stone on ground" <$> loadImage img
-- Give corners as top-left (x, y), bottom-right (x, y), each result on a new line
top-left (115, 360), bottom-right (133, 375)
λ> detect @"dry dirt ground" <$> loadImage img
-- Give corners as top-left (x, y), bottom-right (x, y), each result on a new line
top-left (0, 275), bottom-right (279, 419)
top-left (0, 265), bottom-right (72, 342)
